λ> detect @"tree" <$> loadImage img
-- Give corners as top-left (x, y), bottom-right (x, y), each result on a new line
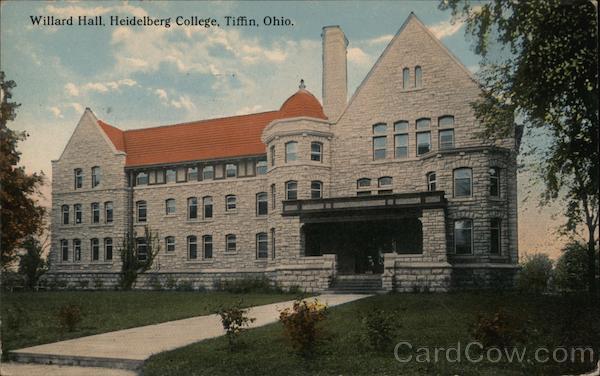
top-left (440, 0), bottom-right (598, 293)
top-left (517, 253), bottom-right (553, 294)
top-left (118, 226), bottom-right (161, 290)
top-left (554, 241), bottom-right (597, 292)
top-left (1, 71), bottom-right (46, 268)
top-left (18, 235), bottom-right (49, 290)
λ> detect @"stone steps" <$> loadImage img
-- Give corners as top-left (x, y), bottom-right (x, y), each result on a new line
top-left (9, 352), bottom-right (143, 371)
top-left (326, 274), bottom-right (385, 294)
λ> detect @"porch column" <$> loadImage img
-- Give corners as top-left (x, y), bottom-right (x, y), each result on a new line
top-left (421, 208), bottom-right (448, 262)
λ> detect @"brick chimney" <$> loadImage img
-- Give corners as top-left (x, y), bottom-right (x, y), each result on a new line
top-left (322, 26), bottom-right (348, 121)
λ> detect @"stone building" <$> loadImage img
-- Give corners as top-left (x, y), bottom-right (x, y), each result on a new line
top-left (48, 14), bottom-right (520, 292)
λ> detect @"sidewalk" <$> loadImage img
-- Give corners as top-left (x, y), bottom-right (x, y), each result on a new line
top-left (5, 294), bottom-right (368, 375)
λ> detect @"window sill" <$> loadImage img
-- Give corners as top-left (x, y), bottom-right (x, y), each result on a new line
top-left (255, 215), bottom-right (268, 220)
top-left (90, 262), bottom-right (113, 265)
top-left (186, 219), bottom-right (213, 224)
top-left (89, 224), bottom-right (113, 228)
top-left (185, 260), bottom-right (214, 264)
top-left (225, 210), bottom-right (238, 215)
top-left (163, 252), bottom-right (177, 256)
top-left (164, 214), bottom-right (177, 218)
top-left (488, 196), bottom-right (504, 202)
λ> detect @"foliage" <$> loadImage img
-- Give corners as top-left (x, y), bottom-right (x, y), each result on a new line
top-left (0, 71), bottom-right (46, 268)
top-left (279, 299), bottom-right (328, 357)
top-left (165, 276), bottom-right (178, 290)
top-left (1, 270), bottom-right (25, 291)
top-left (471, 310), bottom-right (527, 348)
top-left (78, 280), bottom-right (89, 289)
top-left (517, 253), bottom-right (553, 294)
top-left (554, 241), bottom-right (593, 292)
top-left (361, 308), bottom-right (400, 351)
top-left (148, 274), bottom-right (163, 290)
top-left (17, 236), bottom-right (48, 290)
top-left (57, 304), bottom-right (82, 332)
top-left (216, 301), bottom-right (256, 351)
top-left (440, 0), bottom-right (598, 293)
top-left (118, 226), bottom-right (161, 290)
top-left (93, 277), bottom-right (104, 289)
top-left (214, 277), bottom-right (279, 294)
top-left (176, 280), bottom-right (194, 291)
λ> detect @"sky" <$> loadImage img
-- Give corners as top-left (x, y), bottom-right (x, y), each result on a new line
top-left (0, 0), bottom-right (567, 258)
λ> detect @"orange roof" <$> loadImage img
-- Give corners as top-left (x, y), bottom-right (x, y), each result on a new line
top-left (97, 88), bottom-right (327, 167)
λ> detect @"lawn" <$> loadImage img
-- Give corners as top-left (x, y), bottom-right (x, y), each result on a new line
top-left (1, 290), bottom-right (293, 357)
top-left (143, 292), bottom-right (600, 376)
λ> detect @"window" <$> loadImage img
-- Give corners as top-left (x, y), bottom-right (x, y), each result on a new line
top-left (271, 184), bottom-right (276, 209)
top-left (427, 172), bottom-right (437, 191)
top-left (416, 132), bottom-right (431, 155)
top-left (74, 204), bottom-right (82, 224)
top-left (357, 191), bottom-right (372, 197)
top-left (91, 166), bottom-right (101, 188)
top-left (136, 172), bottom-right (148, 186)
top-left (166, 169), bottom-right (176, 183)
top-left (256, 192), bottom-right (268, 215)
top-left (62, 205), bottom-right (69, 225)
top-left (439, 129), bottom-right (455, 149)
top-left (394, 120), bottom-right (408, 159)
top-left (165, 198), bottom-right (176, 215)
top-left (165, 236), bottom-right (175, 252)
top-left (187, 197), bottom-right (198, 220)
top-left (91, 238), bottom-right (99, 261)
top-left (91, 202), bottom-right (100, 224)
top-left (136, 201), bottom-right (147, 222)
top-left (454, 168), bottom-right (472, 197)
top-left (136, 238), bottom-right (148, 261)
top-left (311, 181), bottom-right (323, 199)
top-left (226, 234), bottom-right (236, 253)
top-left (416, 118), bottom-right (431, 129)
top-left (489, 167), bottom-right (500, 197)
top-left (155, 170), bottom-right (165, 184)
top-left (104, 238), bottom-right (113, 260)
top-left (378, 176), bottom-right (393, 187)
top-left (271, 228), bottom-right (276, 259)
top-left (61, 239), bottom-right (69, 261)
top-left (439, 115), bottom-right (454, 128)
top-left (454, 219), bottom-right (473, 254)
top-left (357, 178), bottom-right (371, 189)
top-left (187, 167), bottom-right (198, 181)
top-left (256, 160), bottom-right (268, 175)
top-left (226, 163), bottom-right (237, 178)
top-left (187, 236), bottom-right (197, 259)
top-left (202, 166), bottom-right (214, 180)
top-left (105, 202), bottom-right (113, 223)
top-left (73, 239), bottom-right (81, 261)
top-left (74, 168), bottom-right (83, 189)
top-left (402, 68), bottom-right (410, 89)
top-left (226, 195), bottom-right (237, 211)
top-left (489, 218), bottom-right (501, 255)
top-left (372, 123), bottom-right (387, 160)
top-left (285, 142), bottom-right (298, 162)
top-left (256, 233), bottom-right (268, 259)
top-left (285, 181), bottom-right (297, 200)
top-left (394, 120), bottom-right (408, 133)
top-left (270, 145), bottom-right (276, 166)
top-left (311, 142), bottom-right (323, 162)
top-left (203, 235), bottom-right (213, 259)
top-left (378, 189), bottom-right (393, 195)
top-left (415, 66), bottom-right (422, 88)
top-left (203, 196), bottom-right (213, 219)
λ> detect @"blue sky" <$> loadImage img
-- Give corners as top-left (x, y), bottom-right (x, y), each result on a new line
top-left (0, 1), bottom-right (565, 257)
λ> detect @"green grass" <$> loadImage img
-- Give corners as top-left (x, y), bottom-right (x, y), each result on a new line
top-left (1, 290), bottom-right (293, 356)
top-left (143, 292), bottom-right (600, 376)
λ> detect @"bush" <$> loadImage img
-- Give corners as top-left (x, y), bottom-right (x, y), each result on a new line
top-left (361, 308), bottom-right (400, 351)
top-left (165, 276), bottom-right (178, 290)
top-left (279, 298), bottom-right (328, 357)
top-left (554, 242), bottom-right (588, 292)
top-left (471, 310), bottom-right (526, 348)
top-left (217, 301), bottom-right (256, 351)
top-left (0, 270), bottom-right (25, 291)
top-left (215, 277), bottom-right (278, 293)
top-left (78, 280), bottom-right (89, 289)
top-left (517, 253), bottom-right (553, 293)
top-left (148, 274), bottom-right (163, 290)
top-left (57, 304), bottom-right (83, 332)
top-left (176, 280), bottom-right (194, 291)
top-left (93, 277), bottom-right (104, 289)
top-left (4, 304), bottom-right (27, 330)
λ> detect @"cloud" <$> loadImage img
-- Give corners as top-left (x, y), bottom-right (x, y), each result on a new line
top-left (65, 83), bottom-right (80, 96)
top-left (367, 34), bottom-right (393, 45)
top-left (170, 95), bottom-right (195, 111)
top-left (429, 20), bottom-right (464, 39)
top-left (154, 88), bottom-right (168, 101)
top-left (65, 79), bottom-right (138, 96)
top-left (48, 106), bottom-right (63, 118)
top-left (347, 47), bottom-right (372, 66)
top-left (67, 102), bottom-right (85, 114)
top-left (236, 105), bottom-right (263, 115)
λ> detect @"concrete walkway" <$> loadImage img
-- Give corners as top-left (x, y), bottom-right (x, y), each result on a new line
top-left (8, 294), bottom-right (368, 374)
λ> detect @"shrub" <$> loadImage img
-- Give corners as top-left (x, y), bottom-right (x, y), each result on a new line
top-left (554, 242), bottom-right (588, 292)
top-left (165, 276), bottom-right (178, 290)
top-left (0, 271), bottom-right (24, 291)
top-left (217, 277), bottom-right (275, 293)
top-left (17, 237), bottom-right (48, 290)
top-left (217, 301), bottom-right (256, 351)
top-left (176, 280), bottom-right (194, 291)
top-left (148, 274), bottom-right (163, 290)
top-left (78, 280), bottom-right (89, 289)
top-left (471, 310), bottom-right (526, 348)
top-left (57, 304), bottom-right (83, 332)
top-left (93, 277), bottom-right (104, 289)
top-left (361, 308), bottom-right (400, 351)
top-left (279, 298), bottom-right (328, 357)
top-left (517, 253), bottom-right (553, 294)
top-left (4, 304), bottom-right (27, 330)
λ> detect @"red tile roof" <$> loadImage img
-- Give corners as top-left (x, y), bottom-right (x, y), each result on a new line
top-left (97, 89), bottom-right (327, 167)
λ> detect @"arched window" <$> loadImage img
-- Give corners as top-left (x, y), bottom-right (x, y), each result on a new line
top-left (378, 177), bottom-right (393, 187)
top-left (427, 172), bottom-right (437, 191)
top-left (165, 236), bottom-right (175, 252)
top-left (104, 238), bottom-right (113, 260)
top-left (271, 184), bottom-right (276, 209)
top-left (91, 238), bottom-right (100, 261)
top-left (285, 181), bottom-right (297, 200)
top-left (256, 233), bottom-right (268, 259)
top-left (226, 234), bottom-right (236, 253)
top-left (357, 178), bottom-right (371, 189)
top-left (187, 235), bottom-right (197, 259)
top-left (73, 239), bottom-right (81, 261)
top-left (394, 120), bottom-right (409, 158)
top-left (372, 123), bottom-right (387, 160)
top-left (454, 219), bottom-right (473, 254)
top-left (203, 235), bottom-right (213, 259)
top-left (311, 181), bottom-right (323, 199)
top-left (454, 168), bottom-right (472, 197)
top-left (415, 66), bottom-right (422, 88)
top-left (61, 205), bottom-right (69, 225)
top-left (165, 198), bottom-right (176, 215)
top-left (438, 115), bottom-right (454, 127)
top-left (136, 238), bottom-right (148, 261)
top-left (271, 228), bottom-right (276, 259)
top-left (285, 141), bottom-right (298, 162)
top-left (136, 201), bottom-right (147, 222)
top-left (187, 197), bottom-right (198, 219)
top-left (226, 195), bottom-right (237, 211)
top-left (60, 239), bottom-right (69, 261)
top-left (91, 166), bottom-right (101, 187)
top-left (256, 192), bottom-right (268, 215)
top-left (402, 68), bottom-right (410, 89)
top-left (74, 168), bottom-right (83, 189)
top-left (203, 196), bottom-right (213, 219)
